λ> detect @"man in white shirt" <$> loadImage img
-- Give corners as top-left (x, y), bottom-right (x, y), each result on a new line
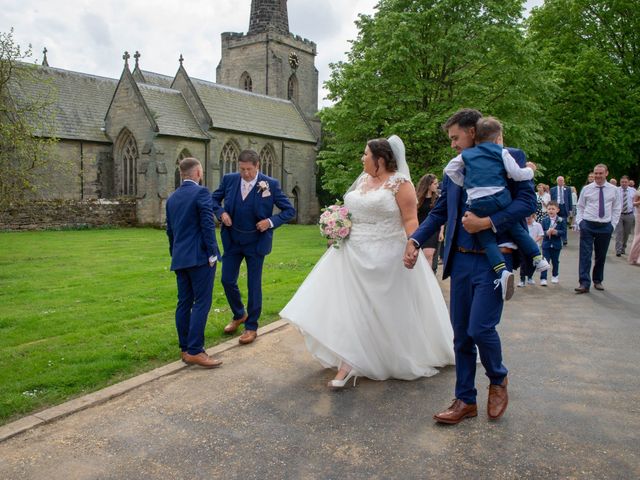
top-left (614, 175), bottom-right (637, 256)
top-left (574, 164), bottom-right (622, 293)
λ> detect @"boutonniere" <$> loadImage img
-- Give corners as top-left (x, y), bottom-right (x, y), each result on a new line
top-left (257, 180), bottom-right (271, 197)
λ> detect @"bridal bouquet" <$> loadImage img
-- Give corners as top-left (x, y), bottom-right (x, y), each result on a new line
top-left (318, 204), bottom-right (352, 248)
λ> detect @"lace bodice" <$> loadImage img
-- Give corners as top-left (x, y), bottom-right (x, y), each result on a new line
top-left (344, 172), bottom-right (411, 241)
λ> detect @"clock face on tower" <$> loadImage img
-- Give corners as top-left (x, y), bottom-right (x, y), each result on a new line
top-left (288, 51), bottom-right (299, 70)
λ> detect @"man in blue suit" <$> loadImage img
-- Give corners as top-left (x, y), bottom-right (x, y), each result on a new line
top-left (166, 157), bottom-right (222, 368)
top-left (212, 149), bottom-right (296, 345)
top-left (404, 109), bottom-right (536, 424)
top-left (550, 176), bottom-right (572, 245)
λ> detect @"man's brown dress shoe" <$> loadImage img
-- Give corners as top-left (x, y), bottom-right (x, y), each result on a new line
top-left (593, 283), bottom-right (605, 291)
top-left (238, 330), bottom-right (257, 345)
top-left (574, 286), bottom-right (589, 294)
top-left (223, 314), bottom-right (248, 334)
top-left (433, 399), bottom-right (477, 424)
top-left (487, 377), bottom-right (508, 420)
top-left (183, 352), bottom-right (223, 368)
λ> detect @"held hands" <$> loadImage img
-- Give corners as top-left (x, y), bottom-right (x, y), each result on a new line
top-left (220, 212), bottom-right (232, 227)
top-left (403, 240), bottom-right (419, 269)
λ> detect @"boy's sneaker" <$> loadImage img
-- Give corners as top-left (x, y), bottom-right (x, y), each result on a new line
top-left (540, 279), bottom-right (548, 286)
top-left (527, 277), bottom-right (536, 285)
top-left (494, 270), bottom-right (515, 301)
top-left (551, 276), bottom-right (559, 284)
top-left (534, 258), bottom-right (551, 272)
top-left (517, 280), bottom-right (526, 288)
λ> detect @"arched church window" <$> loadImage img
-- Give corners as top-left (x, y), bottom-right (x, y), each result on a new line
top-left (220, 141), bottom-right (239, 175)
top-left (117, 129), bottom-right (138, 196)
top-left (259, 144), bottom-right (276, 178)
top-left (240, 72), bottom-right (253, 92)
top-left (287, 74), bottom-right (298, 102)
top-left (175, 149), bottom-right (192, 189)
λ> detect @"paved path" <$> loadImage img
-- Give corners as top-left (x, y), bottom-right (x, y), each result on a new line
top-left (1, 231), bottom-right (639, 479)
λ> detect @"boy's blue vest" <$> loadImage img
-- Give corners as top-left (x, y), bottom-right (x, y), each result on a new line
top-left (461, 142), bottom-right (506, 191)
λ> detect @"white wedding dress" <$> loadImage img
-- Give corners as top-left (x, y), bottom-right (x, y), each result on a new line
top-left (280, 172), bottom-right (454, 380)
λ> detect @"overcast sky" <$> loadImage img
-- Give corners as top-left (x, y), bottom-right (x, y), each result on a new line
top-left (3, 0), bottom-right (543, 107)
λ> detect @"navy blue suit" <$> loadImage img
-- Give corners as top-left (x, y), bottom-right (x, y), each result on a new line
top-left (550, 186), bottom-right (572, 242)
top-left (410, 148), bottom-right (536, 404)
top-left (540, 216), bottom-right (565, 280)
top-left (166, 180), bottom-right (220, 355)
top-left (211, 173), bottom-right (295, 331)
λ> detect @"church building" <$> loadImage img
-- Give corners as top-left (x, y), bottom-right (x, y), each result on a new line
top-left (9, 0), bottom-right (320, 226)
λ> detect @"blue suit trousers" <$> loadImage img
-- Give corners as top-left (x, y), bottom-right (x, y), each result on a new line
top-left (175, 263), bottom-right (215, 354)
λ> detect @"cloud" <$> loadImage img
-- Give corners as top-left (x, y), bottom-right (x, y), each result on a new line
top-left (82, 13), bottom-right (112, 48)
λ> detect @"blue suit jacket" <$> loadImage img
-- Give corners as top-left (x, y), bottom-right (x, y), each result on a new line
top-left (166, 181), bottom-right (219, 271)
top-left (211, 172), bottom-right (296, 256)
top-left (411, 147), bottom-right (536, 279)
top-left (550, 186), bottom-right (573, 213)
top-left (541, 216), bottom-right (565, 250)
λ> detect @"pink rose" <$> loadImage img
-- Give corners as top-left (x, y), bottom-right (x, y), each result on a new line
top-left (338, 227), bottom-right (349, 238)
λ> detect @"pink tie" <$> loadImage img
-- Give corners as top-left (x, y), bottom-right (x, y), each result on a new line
top-left (241, 182), bottom-right (250, 200)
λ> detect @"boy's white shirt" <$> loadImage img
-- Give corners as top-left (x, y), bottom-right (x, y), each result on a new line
top-left (444, 148), bottom-right (534, 202)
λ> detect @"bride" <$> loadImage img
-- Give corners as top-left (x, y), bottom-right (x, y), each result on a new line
top-left (280, 136), bottom-right (454, 388)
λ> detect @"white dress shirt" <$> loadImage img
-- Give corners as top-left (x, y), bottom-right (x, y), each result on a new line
top-left (575, 181), bottom-right (621, 229)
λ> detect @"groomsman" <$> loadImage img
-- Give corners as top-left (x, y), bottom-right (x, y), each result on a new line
top-left (550, 176), bottom-right (572, 245)
top-left (574, 164), bottom-right (621, 293)
top-left (614, 175), bottom-right (637, 256)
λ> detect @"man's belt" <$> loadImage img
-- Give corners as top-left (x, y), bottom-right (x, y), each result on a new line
top-left (457, 246), bottom-right (514, 255)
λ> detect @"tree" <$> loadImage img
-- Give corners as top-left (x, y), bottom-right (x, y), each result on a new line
top-left (0, 28), bottom-right (59, 207)
top-left (318, 0), bottom-right (551, 197)
top-left (526, 0), bottom-right (640, 185)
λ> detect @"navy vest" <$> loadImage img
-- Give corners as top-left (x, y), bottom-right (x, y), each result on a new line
top-left (231, 185), bottom-right (260, 245)
top-left (462, 142), bottom-right (507, 191)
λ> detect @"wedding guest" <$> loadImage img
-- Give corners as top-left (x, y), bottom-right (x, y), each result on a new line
top-left (610, 178), bottom-right (618, 187)
top-left (586, 172), bottom-right (595, 184)
top-left (630, 180), bottom-right (636, 188)
top-left (627, 190), bottom-right (640, 266)
top-left (281, 136), bottom-right (454, 389)
top-left (574, 164), bottom-right (621, 293)
top-left (166, 157), bottom-right (222, 368)
top-left (540, 201), bottom-right (566, 286)
top-left (405, 108), bottom-right (536, 424)
top-left (569, 186), bottom-right (578, 227)
top-left (615, 176), bottom-right (637, 257)
top-left (518, 214), bottom-right (543, 287)
top-left (416, 173), bottom-right (445, 272)
top-left (535, 183), bottom-right (550, 222)
top-left (550, 176), bottom-right (572, 246)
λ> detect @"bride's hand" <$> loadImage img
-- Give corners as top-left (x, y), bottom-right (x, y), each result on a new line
top-left (403, 240), bottom-right (419, 269)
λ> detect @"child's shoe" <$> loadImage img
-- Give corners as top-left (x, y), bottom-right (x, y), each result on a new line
top-left (534, 258), bottom-right (551, 272)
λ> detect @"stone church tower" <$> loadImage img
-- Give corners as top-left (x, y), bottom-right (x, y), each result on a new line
top-left (216, 0), bottom-right (320, 134)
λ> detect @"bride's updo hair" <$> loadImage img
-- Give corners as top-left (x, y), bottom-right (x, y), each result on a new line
top-left (367, 138), bottom-right (398, 174)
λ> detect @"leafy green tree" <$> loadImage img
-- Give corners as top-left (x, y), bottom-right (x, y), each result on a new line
top-left (319, 0), bottom-right (551, 197)
top-left (527, 0), bottom-right (640, 185)
top-left (0, 28), bottom-right (59, 207)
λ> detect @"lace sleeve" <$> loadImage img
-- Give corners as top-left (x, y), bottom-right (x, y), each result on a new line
top-left (384, 172), bottom-right (411, 196)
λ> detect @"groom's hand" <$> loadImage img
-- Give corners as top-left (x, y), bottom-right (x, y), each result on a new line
top-left (220, 212), bottom-right (232, 227)
top-left (462, 212), bottom-right (492, 233)
top-left (403, 240), bottom-right (419, 269)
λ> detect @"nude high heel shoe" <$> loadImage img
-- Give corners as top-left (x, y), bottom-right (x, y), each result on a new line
top-left (327, 370), bottom-right (359, 389)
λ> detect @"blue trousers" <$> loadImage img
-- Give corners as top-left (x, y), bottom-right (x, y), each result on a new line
top-left (578, 220), bottom-right (613, 289)
top-left (175, 263), bottom-right (215, 355)
top-left (221, 247), bottom-right (265, 331)
top-left (471, 190), bottom-right (540, 271)
top-left (540, 247), bottom-right (561, 279)
top-left (450, 250), bottom-right (509, 404)
top-left (558, 204), bottom-right (569, 242)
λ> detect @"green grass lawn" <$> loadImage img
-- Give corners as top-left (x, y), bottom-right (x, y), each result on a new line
top-left (0, 225), bottom-right (325, 425)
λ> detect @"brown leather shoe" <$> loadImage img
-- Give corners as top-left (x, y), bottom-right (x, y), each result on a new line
top-left (238, 330), bottom-right (257, 345)
top-left (574, 286), bottom-right (589, 294)
top-left (487, 377), bottom-right (508, 420)
top-left (593, 283), bottom-right (605, 291)
top-left (183, 352), bottom-right (223, 368)
top-left (223, 313), bottom-right (248, 334)
top-left (433, 399), bottom-right (478, 424)
top-left (181, 351), bottom-right (186, 362)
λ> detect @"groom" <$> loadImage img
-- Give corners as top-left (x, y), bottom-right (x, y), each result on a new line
top-left (211, 149), bottom-right (295, 345)
top-left (404, 108), bottom-right (536, 424)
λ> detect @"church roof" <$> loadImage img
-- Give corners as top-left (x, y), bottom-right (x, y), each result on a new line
top-left (189, 78), bottom-right (317, 143)
top-left (136, 84), bottom-right (208, 139)
top-left (137, 70), bottom-right (174, 89)
top-left (10, 64), bottom-right (116, 142)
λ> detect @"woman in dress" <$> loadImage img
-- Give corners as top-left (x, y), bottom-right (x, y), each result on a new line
top-left (535, 182), bottom-right (550, 222)
top-left (628, 190), bottom-right (640, 266)
top-left (280, 136), bottom-right (454, 388)
top-left (416, 174), bottom-right (445, 272)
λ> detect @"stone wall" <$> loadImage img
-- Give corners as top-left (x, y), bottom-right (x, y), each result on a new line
top-left (0, 199), bottom-right (137, 231)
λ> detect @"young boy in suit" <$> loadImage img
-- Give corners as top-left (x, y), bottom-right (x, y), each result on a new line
top-left (540, 201), bottom-right (566, 285)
